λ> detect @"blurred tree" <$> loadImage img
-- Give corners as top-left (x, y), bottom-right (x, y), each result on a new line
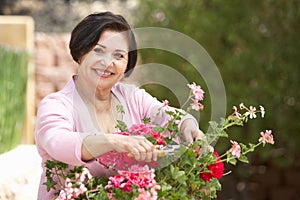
top-left (135, 0), bottom-right (300, 168)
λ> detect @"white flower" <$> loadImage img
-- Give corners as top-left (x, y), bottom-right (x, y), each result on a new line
top-left (239, 103), bottom-right (245, 109)
top-left (246, 106), bottom-right (257, 119)
top-left (259, 105), bottom-right (265, 118)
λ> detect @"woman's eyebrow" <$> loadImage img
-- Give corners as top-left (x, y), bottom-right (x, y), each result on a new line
top-left (96, 43), bottom-right (128, 53)
top-left (115, 49), bottom-right (128, 53)
top-left (96, 44), bottom-right (106, 48)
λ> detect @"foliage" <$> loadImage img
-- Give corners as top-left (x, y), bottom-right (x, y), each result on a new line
top-left (0, 46), bottom-right (28, 153)
top-left (44, 83), bottom-right (274, 200)
top-left (135, 0), bottom-right (300, 168)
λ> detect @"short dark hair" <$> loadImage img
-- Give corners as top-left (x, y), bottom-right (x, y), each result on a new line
top-left (69, 12), bottom-right (137, 76)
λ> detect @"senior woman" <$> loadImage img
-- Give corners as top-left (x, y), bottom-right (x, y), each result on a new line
top-left (35, 11), bottom-right (204, 199)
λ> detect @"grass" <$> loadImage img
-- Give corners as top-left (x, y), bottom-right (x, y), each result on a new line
top-left (0, 45), bottom-right (28, 154)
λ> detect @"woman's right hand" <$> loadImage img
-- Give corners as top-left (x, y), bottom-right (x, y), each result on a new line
top-left (106, 134), bottom-right (158, 162)
top-left (82, 134), bottom-right (158, 162)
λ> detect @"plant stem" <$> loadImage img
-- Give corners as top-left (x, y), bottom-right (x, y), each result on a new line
top-left (243, 142), bottom-right (261, 154)
top-left (186, 163), bottom-right (196, 177)
top-left (54, 166), bottom-right (65, 188)
top-left (86, 188), bottom-right (100, 200)
top-left (220, 142), bottom-right (262, 163)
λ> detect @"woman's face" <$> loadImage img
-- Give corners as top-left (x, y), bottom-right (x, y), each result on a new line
top-left (78, 30), bottom-right (129, 92)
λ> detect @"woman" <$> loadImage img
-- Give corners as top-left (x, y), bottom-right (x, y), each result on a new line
top-left (35, 11), bottom-right (204, 199)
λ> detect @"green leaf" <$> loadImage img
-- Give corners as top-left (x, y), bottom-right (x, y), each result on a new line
top-left (227, 156), bottom-right (237, 165)
top-left (161, 184), bottom-right (172, 192)
top-left (170, 165), bottom-right (187, 185)
top-left (115, 120), bottom-right (128, 132)
top-left (142, 117), bottom-right (151, 124)
top-left (240, 143), bottom-right (248, 151)
top-left (238, 154), bottom-right (249, 163)
top-left (248, 143), bottom-right (256, 152)
top-left (43, 178), bottom-right (56, 192)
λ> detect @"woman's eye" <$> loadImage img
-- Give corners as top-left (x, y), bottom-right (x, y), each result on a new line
top-left (94, 48), bottom-right (104, 53)
top-left (114, 53), bottom-right (125, 59)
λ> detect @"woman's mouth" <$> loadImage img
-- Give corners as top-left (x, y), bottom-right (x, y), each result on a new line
top-left (94, 69), bottom-right (113, 78)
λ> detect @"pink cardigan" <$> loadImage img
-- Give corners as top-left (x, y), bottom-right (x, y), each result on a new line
top-left (35, 77), bottom-right (196, 199)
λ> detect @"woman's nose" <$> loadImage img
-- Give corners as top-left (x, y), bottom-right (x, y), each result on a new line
top-left (100, 54), bottom-right (115, 67)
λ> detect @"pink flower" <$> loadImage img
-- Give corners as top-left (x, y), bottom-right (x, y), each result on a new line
top-left (115, 131), bottom-right (130, 136)
top-left (187, 83), bottom-right (205, 111)
top-left (232, 106), bottom-right (241, 118)
top-left (72, 184), bottom-right (87, 198)
top-left (191, 99), bottom-right (204, 111)
top-left (135, 188), bottom-right (151, 200)
top-left (129, 123), bottom-right (165, 145)
top-left (162, 100), bottom-right (169, 107)
top-left (107, 193), bottom-right (115, 199)
top-left (106, 175), bottom-right (125, 190)
top-left (228, 140), bottom-right (241, 158)
top-left (105, 165), bottom-right (159, 194)
top-left (55, 175), bottom-right (88, 200)
top-left (187, 82), bottom-right (205, 101)
top-left (259, 130), bottom-right (274, 145)
top-left (129, 123), bottom-right (154, 135)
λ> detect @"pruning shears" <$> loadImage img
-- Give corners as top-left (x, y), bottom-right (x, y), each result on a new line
top-left (155, 144), bottom-right (181, 157)
top-left (128, 144), bottom-right (181, 157)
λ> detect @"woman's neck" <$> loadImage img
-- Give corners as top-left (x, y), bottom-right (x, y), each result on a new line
top-left (74, 76), bottom-right (112, 112)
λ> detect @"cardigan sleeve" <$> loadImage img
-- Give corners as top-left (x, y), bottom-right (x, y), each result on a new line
top-left (123, 84), bottom-right (199, 130)
top-left (35, 96), bottom-right (89, 166)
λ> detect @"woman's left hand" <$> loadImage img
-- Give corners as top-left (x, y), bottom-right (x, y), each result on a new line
top-left (180, 119), bottom-right (205, 143)
top-left (180, 119), bottom-right (214, 154)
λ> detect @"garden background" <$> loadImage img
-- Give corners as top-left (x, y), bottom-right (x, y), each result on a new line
top-left (0, 0), bottom-right (299, 199)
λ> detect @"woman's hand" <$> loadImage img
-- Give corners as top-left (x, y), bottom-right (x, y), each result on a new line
top-left (180, 119), bottom-right (214, 154)
top-left (180, 119), bottom-right (205, 143)
top-left (107, 134), bottom-right (158, 162)
top-left (82, 134), bottom-right (158, 162)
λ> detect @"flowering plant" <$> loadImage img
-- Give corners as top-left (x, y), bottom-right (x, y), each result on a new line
top-left (44, 83), bottom-right (274, 200)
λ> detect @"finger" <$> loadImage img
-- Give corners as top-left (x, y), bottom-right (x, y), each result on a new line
top-left (138, 137), bottom-right (154, 150)
top-left (139, 137), bottom-right (155, 161)
top-left (142, 142), bottom-right (154, 162)
top-left (145, 139), bottom-right (155, 150)
top-left (134, 143), bottom-right (147, 161)
top-left (145, 151), bottom-right (152, 162)
top-left (139, 147), bottom-right (147, 161)
top-left (184, 131), bottom-right (193, 143)
top-left (193, 130), bottom-right (205, 141)
top-left (152, 149), bottom-right (158, 161)
top-left (141, 144), bottom-right (154, 161)
top-left (208, 145), bottom-right (214, 152)
top-left (130, 147), bottom-right (140, 160)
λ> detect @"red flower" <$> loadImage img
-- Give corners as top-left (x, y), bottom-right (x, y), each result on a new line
top-left (151, 132), bottom-right (165, 145)
top-left (200, 152), bottom-right (224, 182)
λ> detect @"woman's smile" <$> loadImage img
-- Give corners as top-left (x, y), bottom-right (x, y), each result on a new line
top-left (93, 68), bottom-right (114, 78)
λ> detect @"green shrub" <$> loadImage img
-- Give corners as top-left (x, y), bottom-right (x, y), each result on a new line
top-left (135, 0), bottom-right (300, 168)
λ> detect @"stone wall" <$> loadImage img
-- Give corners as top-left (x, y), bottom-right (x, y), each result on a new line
top-left (34, 32), bottom-right (77, 111)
